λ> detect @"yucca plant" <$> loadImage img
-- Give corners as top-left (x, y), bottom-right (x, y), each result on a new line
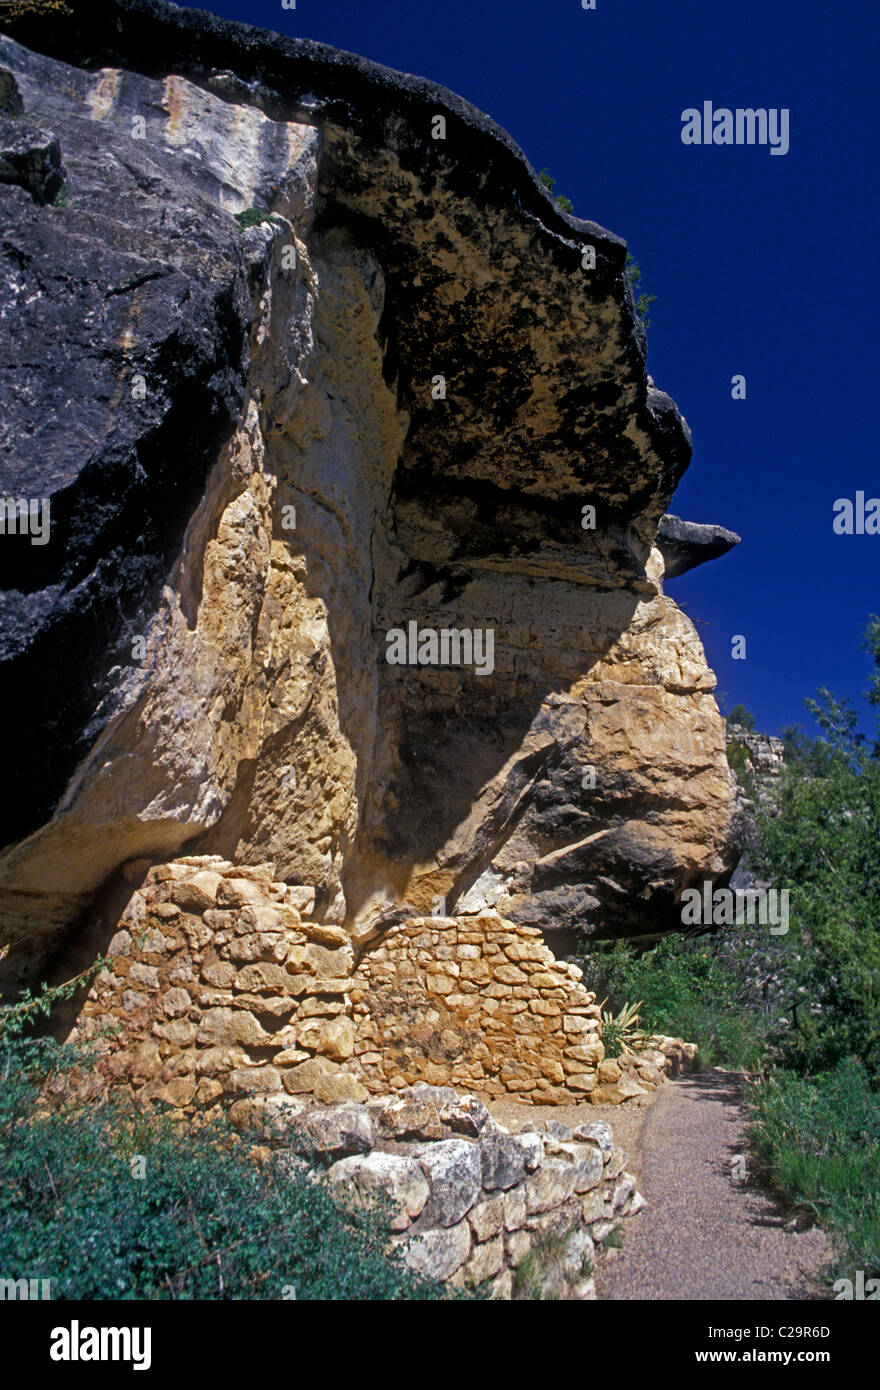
top-left (598, 998), bottom-right (651, 1058)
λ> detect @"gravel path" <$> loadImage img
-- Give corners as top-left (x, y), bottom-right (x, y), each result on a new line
top-left (596, 1068), bottom-right (833, 1301)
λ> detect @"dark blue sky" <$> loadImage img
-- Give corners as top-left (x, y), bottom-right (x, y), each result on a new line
top-left (190, 0), bottom-right (877, 739)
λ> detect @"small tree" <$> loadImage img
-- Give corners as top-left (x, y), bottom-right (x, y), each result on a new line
top-left (625, 253), bottom-right (656, 327)
top-left (751, 619), bottom-right (880, 1081)
top-left (728, 703), bottom-right (757, 730)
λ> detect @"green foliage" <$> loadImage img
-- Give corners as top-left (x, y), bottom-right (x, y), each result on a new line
top-left (777, 724), bottom-right (837, 775)
top-left (0, 945), bottom-right (108, 1042)
top-left (863, 613), bottom-right (880, 722)
top-left (576, 933), bottom-right (770, 1070)
top-left (537, 168), bottom-right (573, 214)
top-left (0, 951), bottom-right (450, 1301)
top-left (512, 1228), bottom-right (574, 1300)
top-left (725, 738), bottom-right (751, 778)
top-left (728, 703), bottom-right (756, 730)
top-left (234, 206), bottom-right (274, 231)
top-left (0, 1043), bottom-right (451, 1299)
top-left (625, 252), bottom-right (656, 326)
top-left (744, 620), bottom-right (880, 1081)
top-left (751, 750), bottom-right (880, 1081)
top-left (597, 998), bottom-right (649, 1058)
top-left (746, 1060), bottom-right (880, 1281)
top-left (52, 183), bottom-right (68, 209)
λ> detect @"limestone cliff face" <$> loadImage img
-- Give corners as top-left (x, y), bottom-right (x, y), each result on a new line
top-left (0, 0), bottom-right (739, 993)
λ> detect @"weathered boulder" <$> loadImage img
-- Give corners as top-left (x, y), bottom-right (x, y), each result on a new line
top-left (402, 1221), bottom-right (471, 1282)
top-left (479, 1135), bottom-right (529, 1192)
top-left (572, 1121), bottom-right (614, 1158)
top-left (327, 1152), bottom-right (430, 1231)
top-left (414, 1139), bottom-right (483, 1227)
top-left (373, 1085), bottom-right (490, 1141)
top-left (287, 1103), bottom-right (374, 1160)
top-left (657, 514), bottom-right (741, 580)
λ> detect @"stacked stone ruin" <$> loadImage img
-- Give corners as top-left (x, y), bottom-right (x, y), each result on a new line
top-left (70, 857), bottom-right (693, 1112)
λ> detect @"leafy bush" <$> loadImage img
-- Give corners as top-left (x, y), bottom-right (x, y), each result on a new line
top-left (747, 1060), bottom-right (880, 1280)
top-left (726, 738), bottom-right (751, 778)
top-left (234, 206), bottom-right (274, 231)
top-left (750, 622), bottom-right (880, 1082)
top-left (727, 704), bottom-right (756, 729)
top-left (576, 933), bottom-right (770, 1069)
top-left (625, 253), bottom-right (656, 326)
top-left (537, 168), bottom-right (573, 215)
top-left (0, 956), bottom-right (450, 1301)
top-left (0, 1042), bottom-right (451, 1299)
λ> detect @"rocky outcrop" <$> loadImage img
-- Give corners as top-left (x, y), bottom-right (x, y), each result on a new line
top-left (726, 724), bottom-right (785, 775)
top-left (1, 1), bottom-right (739, 1003)
top-left (657, 514), bottom-right (741, 580)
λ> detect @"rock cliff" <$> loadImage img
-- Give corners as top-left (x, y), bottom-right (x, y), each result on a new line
top-left (0, 0), bottom-right (740, 1044)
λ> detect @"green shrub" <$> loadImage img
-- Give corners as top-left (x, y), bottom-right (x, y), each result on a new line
top-left (727, 704), bottom-right (757, 730)
top-left (576, 933), bottom-right (770, 1069)
top-left (726, 737), bottom-right (751, 778)
top-left (537, 168), bottom-right (573, 214)
top-left (0, 1037), bottom-right (451, 1300)
top-left (749, 625), bottom-right (880, 1082)
top-left (234, 206), bottom-right (274, 231)
top-left (746, 1060), bottom-right (880, 1281)
top-left (0, 956), bottom-right (451, 1301)
top-left (625, 253), bottom-right (656, 326)
top-left (597, 999), bottom-right (649, 1058)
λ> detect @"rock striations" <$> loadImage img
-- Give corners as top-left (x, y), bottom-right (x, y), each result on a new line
top-left (2, 2), bottom-right (737, 1121)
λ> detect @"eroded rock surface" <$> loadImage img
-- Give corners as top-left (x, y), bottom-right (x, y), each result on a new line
top-left (1, 2), bottom-right (739, 994)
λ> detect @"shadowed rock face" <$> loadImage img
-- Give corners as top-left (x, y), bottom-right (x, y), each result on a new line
top-left (657, 515), bottom-right (741, 580)
top-left (0, 1), bottom-right (739, 989)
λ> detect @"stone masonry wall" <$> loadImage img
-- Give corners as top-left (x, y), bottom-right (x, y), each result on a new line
top-left (230, 1083), bottom-right (643, 1299)
top-left (69, 856), bottom-right (607, 1107)
top-left (349, 914), bottom-right (605, 1102)
top-left (69, 855), bottom-right (692, 1110)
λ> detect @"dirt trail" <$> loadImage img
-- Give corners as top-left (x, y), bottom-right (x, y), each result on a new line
top-left (595, 1069), bottom-right (833, 1301)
